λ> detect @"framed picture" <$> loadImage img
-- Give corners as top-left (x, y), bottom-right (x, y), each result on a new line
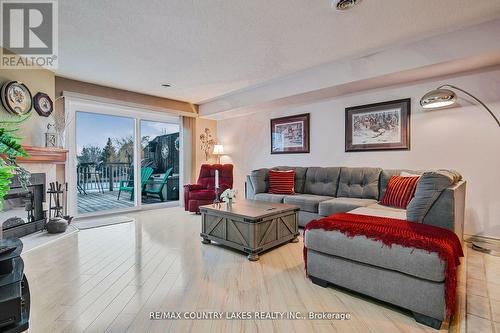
top-left (345, 98), bottom-right (411, 152)
top-left (271, 113), bottom-right (310, 154)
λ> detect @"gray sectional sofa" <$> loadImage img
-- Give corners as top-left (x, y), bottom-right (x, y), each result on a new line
top-left (246, 166), bottom-right (466, 329)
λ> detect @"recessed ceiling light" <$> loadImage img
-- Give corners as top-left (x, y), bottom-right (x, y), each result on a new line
top-left (332, 0), bottom-right (361, 11)
top-left (161, 83), bottom-right (171, 87)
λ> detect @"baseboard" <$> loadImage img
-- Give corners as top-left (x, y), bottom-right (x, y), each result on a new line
top-left (463, 234), bottom-right (500, 246)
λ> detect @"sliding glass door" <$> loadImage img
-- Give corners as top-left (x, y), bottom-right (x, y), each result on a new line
top-left (66, 97), bottom-right (182, 217)
top-left (75, 112), bottom-right (137, 214)
top-left (140, 120), bottom-right (180, 206)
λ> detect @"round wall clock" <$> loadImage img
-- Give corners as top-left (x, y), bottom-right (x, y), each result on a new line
top-left (1, 81), bottom-right (33, 115)
top-left (33, 92), bottom-right (54, 117)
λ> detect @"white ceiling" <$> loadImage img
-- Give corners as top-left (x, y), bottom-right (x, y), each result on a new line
top-left (57, 0), bottom-right (500, 104)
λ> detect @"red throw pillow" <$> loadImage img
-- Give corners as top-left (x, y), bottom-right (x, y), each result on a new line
top-left (380, 175), bottom-right (420, 209)
top-left (268, 170), bottom-right (295, 195)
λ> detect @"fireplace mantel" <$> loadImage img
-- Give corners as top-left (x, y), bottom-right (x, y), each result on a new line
top-left (16, 146), bottom-right (68, 164)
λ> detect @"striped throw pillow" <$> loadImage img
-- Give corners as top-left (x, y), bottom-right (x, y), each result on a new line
top-left (380, 175), bottom-right (420, 209)
top-left (268, 170), bottom-right (295, 195)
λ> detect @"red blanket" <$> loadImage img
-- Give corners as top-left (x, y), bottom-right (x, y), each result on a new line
top-left (303, 213), bottom-right (463, 316)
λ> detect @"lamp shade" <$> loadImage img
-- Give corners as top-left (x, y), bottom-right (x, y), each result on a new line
top-left (212, 144), bottom-right (224, 155)
top-left (420, 88), bottom-right (457, 109)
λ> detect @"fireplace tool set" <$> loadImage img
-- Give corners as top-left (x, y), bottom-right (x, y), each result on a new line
top-left (45, 182), bottom-right (73, 234)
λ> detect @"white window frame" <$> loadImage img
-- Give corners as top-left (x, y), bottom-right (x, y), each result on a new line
top-left (64, 94), bottom-right (183, 217)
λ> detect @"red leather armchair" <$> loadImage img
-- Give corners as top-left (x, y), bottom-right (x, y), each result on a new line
top-left (184, 164), bottom-right (234, 213)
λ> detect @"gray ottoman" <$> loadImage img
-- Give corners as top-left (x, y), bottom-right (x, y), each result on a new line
top-left (305, 229), bottom-right (447, 329)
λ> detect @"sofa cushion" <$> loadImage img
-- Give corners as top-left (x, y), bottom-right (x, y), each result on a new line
top-left (251, 167), bottom-right (308, 194)
top-left (197, 164), bottom-right (233, 190)
top-left (273, 166), bottom-right (308, 193)
top-left (303, 167), bottom-right (341, 197)
top-left (407, 170), bottom-right (462, 222)
top-left (268, 170), bottom-right (295, 194)
top-left (189, 189), bottom-right (216, 201)
top-left (318, 197), bottom-right (377, 216)
top-left (380, 175), bottom-right (420, 209)
top-left (350, 203), bottom-right (407, 220)
top-left (299, 211), bottom-right (320, 228)
top-left (283, 194), bottom-right (332, 213)
top-left (304, 229), bottom-right (445, 282)
top-left (379, 169), bottom-right (422, 200)
top-left (254, 193), bottom-right (288, 203)
top-left (249, 168), bottom-right (269, 194)
top-left (337, 167), bottom-right (381, 199)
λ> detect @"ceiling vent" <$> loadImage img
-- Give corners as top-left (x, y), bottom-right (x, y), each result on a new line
top-left (332, 0), bottom-right (360, 11)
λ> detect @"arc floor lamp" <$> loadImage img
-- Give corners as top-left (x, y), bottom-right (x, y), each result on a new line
top-left (420, 84), bottom-right (500, 126)
top-left (420, 84), bottom-right (500, 256)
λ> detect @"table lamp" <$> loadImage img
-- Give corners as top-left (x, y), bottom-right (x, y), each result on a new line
top-left (212, 144), bottom-right (224, 164)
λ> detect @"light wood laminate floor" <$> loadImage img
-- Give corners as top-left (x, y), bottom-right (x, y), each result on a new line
top-left (465, 242), bottom-right (500, 333)
top-left (22, 207), bottom-right (464, 333)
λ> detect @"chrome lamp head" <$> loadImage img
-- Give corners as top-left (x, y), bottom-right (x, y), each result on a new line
top-left (420, 88), bottom-right (457, 109)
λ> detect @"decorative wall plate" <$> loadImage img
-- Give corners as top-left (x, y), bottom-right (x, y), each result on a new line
top-left (175, 137), bottom-right (180, 151)
top-left (161, 145), bottom-right (169, 159)
top-left (33, 92), bottom-right (54, 117)
top-left (1, 81), bottom-right (33, 115)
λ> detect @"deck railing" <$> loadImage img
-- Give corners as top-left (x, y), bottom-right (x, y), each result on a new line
top-left (77, 163), bottom-right (132, 192)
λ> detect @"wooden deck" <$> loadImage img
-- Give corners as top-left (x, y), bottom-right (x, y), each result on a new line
top-left (77, 191), bottom-right (134, 214)
top-left (77, 191), bottom-right (171, 214)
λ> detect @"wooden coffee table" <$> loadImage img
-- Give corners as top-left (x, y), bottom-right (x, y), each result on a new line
top-left (199, 200), bottom-right (300, 261)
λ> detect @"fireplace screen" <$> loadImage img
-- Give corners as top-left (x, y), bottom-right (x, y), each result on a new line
top-left (1, 173), bottom-right (46, 239)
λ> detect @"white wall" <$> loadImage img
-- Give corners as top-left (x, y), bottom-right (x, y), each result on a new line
top-left (217, 69), bottom-right (500, 239)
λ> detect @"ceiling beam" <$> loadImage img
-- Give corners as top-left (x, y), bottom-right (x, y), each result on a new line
top-left (200, 19), bottom-right (500, 119)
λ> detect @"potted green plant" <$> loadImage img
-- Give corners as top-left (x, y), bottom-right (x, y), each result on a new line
top-left (0, 114), bottom-right (31, 210)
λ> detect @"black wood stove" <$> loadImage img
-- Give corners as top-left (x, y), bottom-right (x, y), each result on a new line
top-left (0, 238), bottom-right (30, 332)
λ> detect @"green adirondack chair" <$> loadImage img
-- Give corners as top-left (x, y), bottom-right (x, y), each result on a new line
top-left (118, 167), bottom-right (154, 201)
top-left (143, 167), bottom-right (173, 202)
